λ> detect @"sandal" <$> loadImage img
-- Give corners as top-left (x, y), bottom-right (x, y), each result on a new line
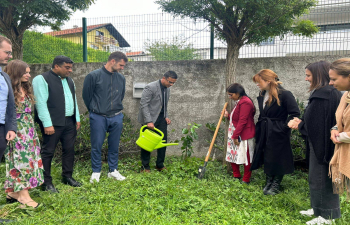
top-left (6, 194), bottom-right (18, 204)
top-left (19, 200), bottom-right (40, 208)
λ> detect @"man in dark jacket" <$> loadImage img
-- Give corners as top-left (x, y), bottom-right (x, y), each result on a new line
top-left (0, 36), bottom-right (16, 159)
top-left (82, 51), bottom-right (128, 183)
top-left (33, 55), bottom-right (81, 193)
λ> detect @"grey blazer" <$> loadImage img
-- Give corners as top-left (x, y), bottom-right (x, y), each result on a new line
top-left (138, 80), bottom-right (170, 124)
top-left (0, 71), bottom-right (17, 133)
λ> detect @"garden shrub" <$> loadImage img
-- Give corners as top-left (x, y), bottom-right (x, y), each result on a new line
top-left (290, 99), bottom-right (306, 162)
top-left (23, 30), bottom-right (110, 64)
top-left (36, 112), bottom-right (140, 162)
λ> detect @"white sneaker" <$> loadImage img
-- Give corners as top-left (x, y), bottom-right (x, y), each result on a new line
top-left (300, 209), bottom-right (314, 217)
top-left (90, 172), bottom-right (101, 183)
top-left (306, 216), bottom-right (334, 225)
top-left (108, 169), bottom-right (126, 181)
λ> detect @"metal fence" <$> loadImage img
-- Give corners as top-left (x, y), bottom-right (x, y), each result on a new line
top-left (26, 0), bottom-right (350, 63)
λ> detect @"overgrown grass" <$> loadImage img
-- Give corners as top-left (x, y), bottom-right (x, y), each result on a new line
top-left (0, 155), bottom-right (349, 224)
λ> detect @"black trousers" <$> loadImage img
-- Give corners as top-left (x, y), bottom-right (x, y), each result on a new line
top-left (309, 140), bottom-right (341, 219)
top-left (0, 125), bottom-right (7, 160)
top-left (40, 117), bottom-right (76, 184)
top-left (141, 116), bottom-right (167, 170)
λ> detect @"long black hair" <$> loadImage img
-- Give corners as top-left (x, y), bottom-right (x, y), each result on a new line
top-left (226, 83), bottom-right (255, 111)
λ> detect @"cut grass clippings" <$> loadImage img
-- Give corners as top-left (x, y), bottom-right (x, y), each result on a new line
top-left (0, 155), bottom-right (349, 224)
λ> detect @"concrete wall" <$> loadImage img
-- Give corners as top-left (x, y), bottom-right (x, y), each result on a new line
top-left (29, 54), bottom-right (349, 158)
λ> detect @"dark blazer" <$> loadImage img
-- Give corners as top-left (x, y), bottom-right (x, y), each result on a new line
top-left (138, 80), bottom-right (170, 124)
top-left (0, 71), bottom-right (17, 134)
top-left (230, 96), bottom-right (256, 140)
top-left (298, 85), bottom-right (342, 165)
top-left (251, 87), bottom-right (300, 175)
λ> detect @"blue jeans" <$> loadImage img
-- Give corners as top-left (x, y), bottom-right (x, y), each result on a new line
top-left (90, 112), bottom-right (123, 172)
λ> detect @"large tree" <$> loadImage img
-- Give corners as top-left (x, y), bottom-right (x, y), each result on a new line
top-left (0, 0), bottom-right (95, 59)
top-left (156, 0), bottom-right (318, 167)
top-left (156, 0), bottom-right (318, 85)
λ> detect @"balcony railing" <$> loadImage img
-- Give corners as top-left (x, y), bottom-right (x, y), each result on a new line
top-left (95, 35), bottom-right (117, 45)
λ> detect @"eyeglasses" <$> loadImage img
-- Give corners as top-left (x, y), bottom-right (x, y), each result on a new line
top-left (166, 79), bottom-right (176, 85)
top-left (2, 50), bottom-right (12, 56)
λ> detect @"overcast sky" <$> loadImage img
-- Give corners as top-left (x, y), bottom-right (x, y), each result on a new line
top-left (71, 0), bottom-right (164, 19)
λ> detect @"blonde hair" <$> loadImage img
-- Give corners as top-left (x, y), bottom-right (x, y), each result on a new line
top-left (252, 69), bottom-right (283, 106)
top-left (330, 58), bottom-right (350, 77)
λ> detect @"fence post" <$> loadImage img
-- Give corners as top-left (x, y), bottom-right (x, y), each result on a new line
top-left (82, 17), bottom-right (87, 62)
top-left (210, 24), bottom-right (214, 59)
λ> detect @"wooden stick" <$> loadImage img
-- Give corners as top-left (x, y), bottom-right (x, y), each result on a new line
top-left (204, 102), bottom-right (228, 162)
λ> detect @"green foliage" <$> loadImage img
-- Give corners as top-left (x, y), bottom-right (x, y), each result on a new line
top-left (205, 121), bottom-right (225, 152)
top-left (180, 123), bottom-right (202, 159)
top-left (0, 0), bottom-right (94, 30)
top-left (23, 31), bottom-right (109, 63)
top-left (293, 20), bottom-right (320, 38)
top-left (291, 99), bottom-right (307, 162)
top-left (35, 112), bottom-right (139, 162)
top-left (0, 0), bottom-right (95, 59)
top-left (0, 155), bottom-right (349, 224)
top-left (145, 36), bottom-right (200, 61)
top-left (156, 0), bottom-right (318, 45)
top-left (156, 0), bottom-right (319, 84)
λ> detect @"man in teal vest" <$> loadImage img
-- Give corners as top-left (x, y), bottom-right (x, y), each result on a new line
top-left (33, 56), bottom-right (81, 193)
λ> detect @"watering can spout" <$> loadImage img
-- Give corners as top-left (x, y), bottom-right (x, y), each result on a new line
top-left (154, 142), bottom-right (179, 150)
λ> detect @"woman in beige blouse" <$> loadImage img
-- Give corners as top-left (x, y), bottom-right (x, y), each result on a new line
top-left (329, 58), bottom-right (350, 199)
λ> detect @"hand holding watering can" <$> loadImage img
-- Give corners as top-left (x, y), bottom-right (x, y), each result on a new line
top-left (136, 125), bottom-right (178, 152)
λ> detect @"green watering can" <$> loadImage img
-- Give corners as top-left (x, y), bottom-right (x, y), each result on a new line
top-left (136, 125), bottom-right (178, 152)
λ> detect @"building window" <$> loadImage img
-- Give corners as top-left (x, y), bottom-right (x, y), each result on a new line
top-left (90, 44), bottom-right (98, 49)
top-left (96, 31), bottom-right (104, 36)
top-left (319, 23), bottom-right (350, 32)
top-left (259, 37), bottom-right (275, 46)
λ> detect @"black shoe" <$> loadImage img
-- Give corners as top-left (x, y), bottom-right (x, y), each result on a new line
top-left (41, 183), bottom-right (59, 193)
top-left (6, 194), bottom-right (18, 204)
top-left (263, 174), bottom-right (274, 194)
top-left (62, 177), bottom-right (82, 187)
top-left (242, 181), bottom-right (250, 185)
top-left (265, 175), bottom-right (284, 195)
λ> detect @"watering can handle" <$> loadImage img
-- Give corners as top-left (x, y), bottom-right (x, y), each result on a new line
top-left (140, 125), bottom-right (164, 139)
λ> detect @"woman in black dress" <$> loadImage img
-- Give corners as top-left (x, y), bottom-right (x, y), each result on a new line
top-left (289, 61), bottom-right (341, 224)
top-left (251, 69), bottom-right (300, 195)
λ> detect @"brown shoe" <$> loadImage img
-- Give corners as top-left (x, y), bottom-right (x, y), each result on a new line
top-left (141, 169), bottom-right (151, 173)
top-left (155, 166), bottom-right (167, 172)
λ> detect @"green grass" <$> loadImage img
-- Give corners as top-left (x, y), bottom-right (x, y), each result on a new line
top-left (0, 155), bottom-right (349, 224)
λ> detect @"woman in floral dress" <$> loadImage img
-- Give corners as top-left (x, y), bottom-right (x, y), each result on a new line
top-left (3, 60), bottom-right (44, 208)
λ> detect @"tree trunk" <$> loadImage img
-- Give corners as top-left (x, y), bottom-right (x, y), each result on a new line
top-left (9, 35), bottom-right (24, 60)
top-left (223, 41), bottom-right (242, 174)
top-left (225, 41), bottom-right (241, 85)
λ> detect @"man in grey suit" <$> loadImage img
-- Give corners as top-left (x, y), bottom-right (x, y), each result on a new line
top-left (0, 35), bottom-right (16, 160)
top-left (138, 71), bottom-right (178, 172)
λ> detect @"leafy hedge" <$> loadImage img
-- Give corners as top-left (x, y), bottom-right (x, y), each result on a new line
top-left (35, 113), bottom-right (140, 162)
top-left (23, 31), bottom-right (109, 63)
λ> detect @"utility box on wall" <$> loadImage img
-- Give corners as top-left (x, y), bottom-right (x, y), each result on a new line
top-left (133, 82), bottom-right (147, 98)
